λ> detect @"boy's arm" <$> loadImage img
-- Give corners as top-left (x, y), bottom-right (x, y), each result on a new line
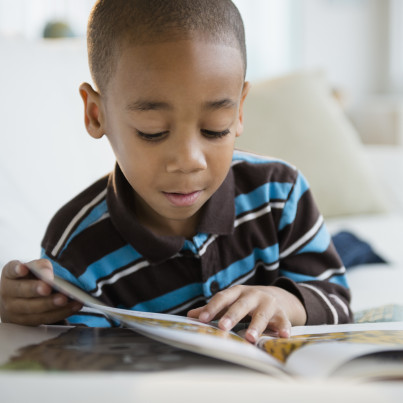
top-left (272, 169), bottom-right (352, 326)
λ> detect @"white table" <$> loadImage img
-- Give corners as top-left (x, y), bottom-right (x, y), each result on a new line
top-left (0, 323), bottom-right (402, 403)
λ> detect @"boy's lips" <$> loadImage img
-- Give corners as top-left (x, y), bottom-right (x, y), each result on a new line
top-left (163, 190), bottom-right (202, 207)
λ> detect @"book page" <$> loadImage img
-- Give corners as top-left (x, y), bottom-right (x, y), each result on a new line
top-left (257, 322), bottom-right (403, 378)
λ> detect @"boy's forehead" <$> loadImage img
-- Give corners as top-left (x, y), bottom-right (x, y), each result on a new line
top-left (122, 33), bottom-right (242, 55)
top-left (108, 39), bottom-right (245, 95)
top-left (119, 30), bottom-right (244, 67)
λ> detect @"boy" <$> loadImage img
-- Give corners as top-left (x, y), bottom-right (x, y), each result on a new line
top-left (0, 0), bottom-right (352, 343)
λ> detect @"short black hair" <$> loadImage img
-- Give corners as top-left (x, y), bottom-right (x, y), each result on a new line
top-left (87, 0), bottom-right (246, 93)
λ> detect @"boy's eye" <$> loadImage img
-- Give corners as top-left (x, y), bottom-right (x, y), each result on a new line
top-left (136, 128), bottom-right (230, 141)
top-left (136, 130), bottom-right (168, 141)
top-left (201, 129), bottom-right (231, 139)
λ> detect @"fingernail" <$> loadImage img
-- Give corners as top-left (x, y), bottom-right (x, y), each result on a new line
top-left (37, 284), bottom-right (50, 296)
top-left (281, 329), bottom-right (290, 338)
top-left (199, 312), bottom-right (210, 322)
top-left (72, 303), bottom-right (82, 312)
top-left (247, 328), bottom-right (258, 342)
top-left (15, 264), bottom-right (23, 276)
top-left (53, 295), bottom-right (67, 306)
top-left (220, 317), bottom-right (232, 330)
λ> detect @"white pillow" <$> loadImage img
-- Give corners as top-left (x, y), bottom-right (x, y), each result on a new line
top-left (364, 145), bottom-right (403, 213)
top-left (236, 71), bottom-right (390, 218)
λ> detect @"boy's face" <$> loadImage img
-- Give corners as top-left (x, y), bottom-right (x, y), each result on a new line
top-left (82, 39), bottom-right (249, 237)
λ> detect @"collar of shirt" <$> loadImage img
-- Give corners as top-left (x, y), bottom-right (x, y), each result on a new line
top-left (106, 163), bottom-right (235, 264)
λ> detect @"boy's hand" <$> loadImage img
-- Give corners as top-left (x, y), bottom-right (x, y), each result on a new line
top-left (0, 259), bottom-right (82, 326)
top-left (187, 285), bottom-right (307, 343)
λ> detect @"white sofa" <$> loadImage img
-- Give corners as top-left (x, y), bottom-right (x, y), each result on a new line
top-left (1, 38), bottom-right (402, 317)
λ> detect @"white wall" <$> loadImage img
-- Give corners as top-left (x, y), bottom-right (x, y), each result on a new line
top-left (0, 0), bottom-right (93, 38)
top-left (234, 0), bottom-right (299, 82)
top-left (297, 0), bottom-right (389, 111)
top-left (388, 0), bottom-right (403, 93)
top-left (234, 0), bottom-right (396, 117)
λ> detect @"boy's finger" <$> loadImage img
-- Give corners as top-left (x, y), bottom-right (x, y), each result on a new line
top-left (197, 286), bottom-right (244, 322)
top-left (7, 302), bottom-right (82, 327)
top-left (2, 260), bottom-right (28, 279)
top-left (187, 306), bottom-right (205, 318)
top-left (218, 294), bottom-right (259, 331)
top-left (267, 313), bottom-right (292, 339)
top-left (245, 305), bottom-right (276, 343)
top-left (25, 259), bottom-right (54, 281)
top-left (6, 294), bottom-right (72, 315)
top-left (3, 278), bottom-right (53, 298)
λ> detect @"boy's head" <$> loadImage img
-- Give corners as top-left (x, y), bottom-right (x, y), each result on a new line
top-left (80, 0), bottom-right (250, 238)
top-left (87, 0), bottom-right (246, 94)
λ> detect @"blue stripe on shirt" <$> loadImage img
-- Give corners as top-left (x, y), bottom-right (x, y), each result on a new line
top-left (191, 233), bottom-right (209, 250)
top-left (67, 314), bottom-right (112, 327)
top-left (295, 224), bottom-right (331, 255)
top-left (78, 245), bottom-right (144, 292)
top-left (279, 268), bottom-right (349, 288)
top-left (204, 245), bottom-right (279, 297)
top-left (233, 150), bottom-right (292, 166)
top-left (131, 282), bottom-right (203, 312)
top-left (235, 182), bottom-right (293, 217)
top-left (278, 172), bottom-right (310, 231)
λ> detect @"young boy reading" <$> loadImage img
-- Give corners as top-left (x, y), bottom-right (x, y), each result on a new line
top-left (0, 0), bottom-right (352, 343)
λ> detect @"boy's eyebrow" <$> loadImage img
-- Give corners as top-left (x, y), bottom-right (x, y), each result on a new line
top-left (126, 100), bottom-right (172, 112)
top-left (203, 99), bottom-right (237, 110)
top-left (126, 98), bottom-right (237, 112)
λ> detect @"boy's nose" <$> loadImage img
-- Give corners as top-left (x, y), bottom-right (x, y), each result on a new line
top-left (166, 136), bottom-right (207, 174)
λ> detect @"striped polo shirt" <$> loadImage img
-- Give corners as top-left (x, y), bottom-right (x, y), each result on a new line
top-left (41, 150), bottom-right (352, 327)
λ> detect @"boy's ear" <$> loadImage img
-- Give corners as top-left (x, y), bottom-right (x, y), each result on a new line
top-left (235, 81), bottom-right (251, 138)
top-left (79, 82), bottom-right (105, 139)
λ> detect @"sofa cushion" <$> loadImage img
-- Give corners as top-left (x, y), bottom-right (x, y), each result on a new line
top-left (236, 71), bottom-right (390, 217)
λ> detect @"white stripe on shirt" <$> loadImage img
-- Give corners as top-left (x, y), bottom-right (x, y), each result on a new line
top-left (315, 266), bottom-right (346, 281)
top-left (91, 259), bottom-right (150, 297)
top-left (51, 189), bottom-right (107, 257)
top-left (329, 293), bottom-right (350, 318)
top-left (279, 215), bottom-right (324, 259)
top-left (234, 204), bottom-right (272, 228)
top-left (300, 283), bottom-right (339, 324)
top-left (198, 234), bottom-right (219, 256)
top-left (198, 202), bottom-right (284, 257)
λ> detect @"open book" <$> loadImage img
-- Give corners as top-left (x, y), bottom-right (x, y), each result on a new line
top-left (28, 264), bottom-right (403, 380)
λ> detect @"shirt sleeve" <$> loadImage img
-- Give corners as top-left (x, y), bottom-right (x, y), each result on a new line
top-left (274, 170), bottom-right (353, 325)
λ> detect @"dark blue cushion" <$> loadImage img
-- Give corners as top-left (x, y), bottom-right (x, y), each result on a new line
top-left (332, 231), bottom-right (387, 269)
